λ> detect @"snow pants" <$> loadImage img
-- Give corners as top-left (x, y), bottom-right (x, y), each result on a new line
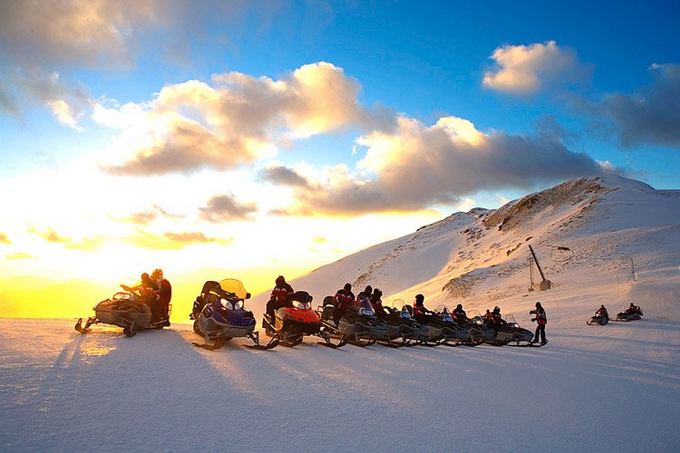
top-left (534, 324), bottom-right (546, 343)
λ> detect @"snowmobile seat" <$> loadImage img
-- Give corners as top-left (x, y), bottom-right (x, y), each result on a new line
top-left (291, 291), bottom-right (313, 303)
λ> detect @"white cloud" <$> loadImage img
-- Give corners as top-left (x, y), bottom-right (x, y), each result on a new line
top-left (100, 62), bottom-right (368, 175)
top-left (483, 41), bottom-right (587, 94)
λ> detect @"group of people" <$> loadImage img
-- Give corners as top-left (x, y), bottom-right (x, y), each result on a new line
top-left (266, 277), bottom-right (548, 345)
top-left (125, 268), bottom-right (172, 325)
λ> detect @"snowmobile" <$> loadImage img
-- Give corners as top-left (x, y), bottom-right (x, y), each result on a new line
top-left (471, 313), bottom-right (537, 346)
top-left (380, 303), bottom-right (426, 346)
top-left (317, 296), bottom-right (402, 347)
top-left (615, 305), bottom-right (643, 322)
top-left (190, 279), bottom-right (278, 351)
top-left (403, 304), bottom-right (445, 347)
top-left (74, 283), bottom-right (170, 337)
top-left (587, 312), bottom-right (609, 326)
top-left (262, 291), bottom-right (347, 348)
top-left (433, 306), bottom-right (484, 346)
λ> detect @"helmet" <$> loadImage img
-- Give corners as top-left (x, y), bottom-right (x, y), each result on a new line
top-left (493, 306), bottom-right (500, 313)
top-left (364, 285), bottom-right (372, 294)
top-left (456, 304), bottom-right (463, 310)
top-left (374, 288), bottom-right (383, 296)
top-left (344, 283), bottom-right (352, 291)
top-left (535, 302), bottom-right (542, 308)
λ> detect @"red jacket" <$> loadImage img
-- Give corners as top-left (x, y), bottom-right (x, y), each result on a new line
top-left (335, 290), bottom-right (355, 311)
top-left (271, 283), bottom-right (293, 303)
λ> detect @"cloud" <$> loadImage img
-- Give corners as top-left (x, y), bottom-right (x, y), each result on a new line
top-left (266, 115), bottom-right (606, 215)
top-left (0, 232), bottom-right (9, 244)
top-left (115, 205), bottom-right (185, 225)
top-left (125, 229), bottom-right (231, 250)
top-left (595, 63), bottom-right (680, 148)
top-left (6, 252), bottom-right (35, 260)
top-left (260, 165), bottom-right (311, 188)
top-left (100, 62), bottom-right (370, 175)
top-left (0, 86), bottom-right (18, 115)
top-left (0, 0), bottom-right (163, 68)
top-left (483, 41), bottom-right (588, 94)
top-left (163, 231), bottom-right (229, 244)
top-left (33, 228), bottom-right (71, 244)
top-left (199, 194), bottom-right (257, 222)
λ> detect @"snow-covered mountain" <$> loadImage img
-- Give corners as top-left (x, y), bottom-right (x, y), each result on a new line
top-left (254, 175), bottom-right (680, 320)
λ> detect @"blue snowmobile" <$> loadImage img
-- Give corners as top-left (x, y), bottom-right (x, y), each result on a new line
top-left (190, 279), bottom-right (278, 350)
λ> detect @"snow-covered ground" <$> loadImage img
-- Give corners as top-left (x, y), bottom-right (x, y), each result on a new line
top-left (1, 312), bottom-right (679, 452)
top-left (2, 175), bottom-right (679, 452)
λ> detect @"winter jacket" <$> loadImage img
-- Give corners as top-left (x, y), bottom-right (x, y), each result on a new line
top-left (335, 290), bottom-right (355, 311)
top-left (531, 307), bottom-right (547, 326)
top-left (271, 283), bottom-right (294, 303)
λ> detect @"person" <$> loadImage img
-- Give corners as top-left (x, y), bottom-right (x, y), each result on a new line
top-left (357, 285), bottom-right (373, 304)
top-left (452, 303), bottom-right (467, 324)
top-left (625, 302), bottom-right (641, 315)
top-left (370, 289), bottom-right (385, 318)
top-left (530, 302), bottom-right (547, 344)
top-left (265, 275), bottom-right (294, 323)
top-left (151, 269), bottom-right (171, 326)
top-left (412, 294), bottom-right (434, 323)
top-left (334, 283), bottom-right (355, 324)
top-left (484, 308), bottom-right (495, 325)
top-left (595, 305), bottom-right (609, 321)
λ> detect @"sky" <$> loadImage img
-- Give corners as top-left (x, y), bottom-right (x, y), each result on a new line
top-left (1, 0), bottom-right (679, 317)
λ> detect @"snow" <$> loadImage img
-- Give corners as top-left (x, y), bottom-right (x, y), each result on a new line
top-left (2, 175), bottom-right (680, 451)
top-left (1, 316), bottom-right (679, 452)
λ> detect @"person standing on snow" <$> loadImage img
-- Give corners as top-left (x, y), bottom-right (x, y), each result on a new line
top-left (530, 302), bottom-right (547, 344)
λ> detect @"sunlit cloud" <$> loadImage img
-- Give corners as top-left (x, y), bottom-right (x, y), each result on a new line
top-left (116, 205), bottom-right (186, 225)
top-left (265, 114), bottom-right (606, 215)
top-left (0, 232), bottom-right (9, 244)
top-left (483, 41), bottom-right (588, 94)
top-left (5, 252), bottom-right (35, 260)
top-left (32, 228), bottom-right (71, 244)
top-left (199, 194), bottom-right (258, 222)
top-left (164, 231), bottom-right (231, 244)
top-left (99, 62), bottom-right (369, 175)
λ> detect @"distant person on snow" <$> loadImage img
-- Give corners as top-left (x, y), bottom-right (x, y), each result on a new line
top-left (370, 289), bottom-right (385, 317)
top-left (625, 303), bottom-right (641, 315)
top-left (265, 275), bottom-right (294, 323)
top-left (334, 283), bottom-right (356, 324)
top-left (530, 302), bottom-right (547, 345)
top-left (595, 305), bottom-right (609, 321)
top-left (412, 294), bottom-right (435, 323)
top-left (452, 304), bottom-right (467, 324)
top-left (151, 268), bottom-right (172, 326)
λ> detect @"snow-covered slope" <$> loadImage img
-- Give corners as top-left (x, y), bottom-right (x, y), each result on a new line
top-left (251, 175), bottom-right (680, 323)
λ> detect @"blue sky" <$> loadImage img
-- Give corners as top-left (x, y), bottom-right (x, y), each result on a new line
top-left (0, 0), bottom-right (679, 284)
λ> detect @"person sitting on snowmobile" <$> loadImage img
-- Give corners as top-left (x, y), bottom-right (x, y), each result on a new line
top-left (595, 305), bottom-right (609, 321)
top-left (625, 303), bottom-right (641, 315)
top-left (265, 275), bottom-right (294, 321)
top-left (530, 302), bottom-right (547, 345)
top-left (334, 283), bottom-right (356, 324)
top-left (357, 285), bottom-right (373, 302)
top-left (370, 289), bottom-right (385, 318)
top-left (151, 268), bottom-right (172, 326)
top-left (412, 294), bottom-right (435, 323)
top-left (486, 306), bottom-right (506, 329)
top-left (452, 304), bottom-right (467, 324)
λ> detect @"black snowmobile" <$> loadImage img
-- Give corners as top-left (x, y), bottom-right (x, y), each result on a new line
top-left (587, 310), bottom-right (609, 326)
top-left (404, 304), bottom-right (446, 347)
top-left (75, 283), bottom-right (170, 337)
top-left (190, 279), bottom-right (278, 351)
top-left (317, 296), bottom-right (403, 347)
top-left (433, 306), bottom-right (484, 346)
top-left (262, 291), bottom-right (347, 348)
top-left (615, 305), bottom-right (643, 322)
top-left (380, 302), bottom-right (426, 346)
top-left (471, 313), bottom-right (538, 346)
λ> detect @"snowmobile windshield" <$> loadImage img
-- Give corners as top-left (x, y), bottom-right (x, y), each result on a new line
top-left (505, 314), bottom-right (519, 327)
top-left (218, 279), bottom-right (248, 300)
top-left (292, 300), bottom-right (311, 310)
top-left (357, 298), bottom-right (375, 316)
